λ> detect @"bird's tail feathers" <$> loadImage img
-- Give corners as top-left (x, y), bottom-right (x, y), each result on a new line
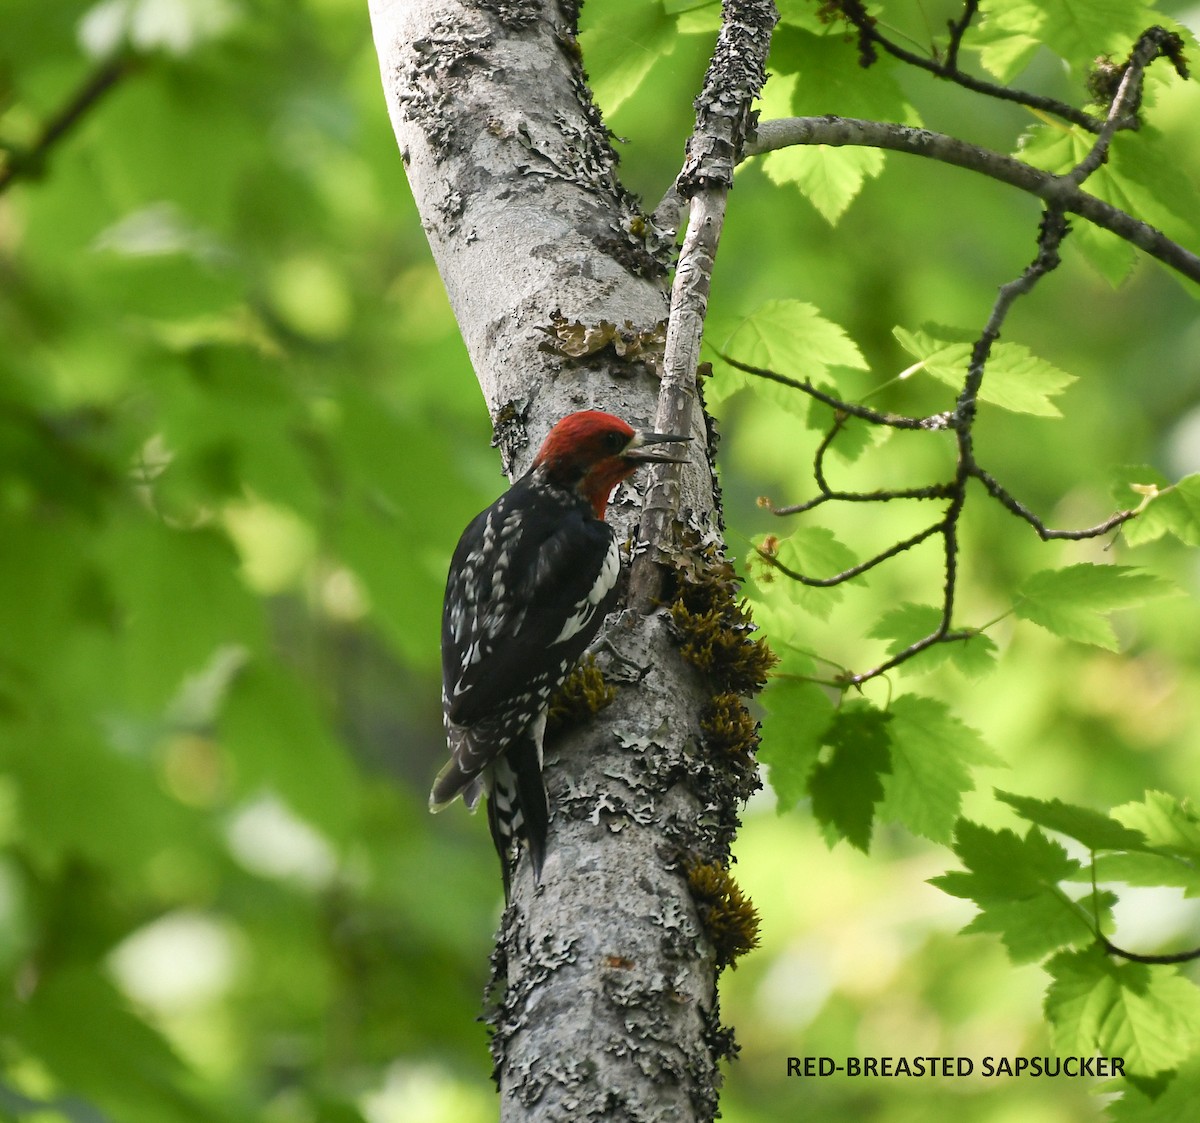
top-left (487, 734), bottom-right (549, 902)
top-left (429, 725), bottom-right (489, 812)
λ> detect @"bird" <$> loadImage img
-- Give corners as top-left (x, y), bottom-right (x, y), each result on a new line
top-left (431, 409), bottom-right (690, 898)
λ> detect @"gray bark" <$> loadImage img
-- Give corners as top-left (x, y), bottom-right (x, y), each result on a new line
top-left (367, 1), bottom-right (770, 1119)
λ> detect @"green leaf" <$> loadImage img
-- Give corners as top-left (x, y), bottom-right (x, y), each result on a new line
top-left (1107, 128), bottom-right (1200, 253)
top-left (757, 72), bottom-right (885, 224)
top-left (1112, 791), bottom-right (1200, 860)
top-left (218, 661), bottom-right (359, 841)
top-left (996, 790), bottom-right (1148, 851)
top-left (758, 679), bottom-right (836, 810)
top-left (935, 819), bottom-right (1080, 901)
top-left (1014, 564), bottom-right (1178, 650)
top-left (979, 0), bottom-right (1160, 77)
top-left (763, 142), bottom-right (886, 226)
top-left (726, 299), bottom-right (866, 381)
top-left (579, 0), bottom-right (678, 113)
top-left (963, 889), bottom-right (1111, 963)
top-left (893, 325), bottom-right (1077, 416)
top-left (1084, 851), bottom-right (1200, 897)
top-left (973, 11), bottom-right (1040, 81)
top-left (1112, 466), bottom-right (1200, 547)
top-left (15, 967), bottom-right (220, 1123)
top-left (878, 696), bottom-right (996, 844)
top-left (774, 0), bottom-right (825, 32)
top-left (1109, 1056), bottom-right (1200, 1122)
top-left (761, 525), bottom-right (859, 620)
top-left (867, 603), bottom-right (999, 678)
top-left (931, 820), bottom-right (1096, 962)
top-left (1046, 946), bottom-right (1200, 1076)
top-left (763, 26), bottom-right (919, 223)
top-left (808, 702), bottom-right (892, 851)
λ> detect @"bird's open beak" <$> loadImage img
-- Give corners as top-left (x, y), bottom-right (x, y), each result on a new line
top-left (622, 428), bottom-right (693, 465)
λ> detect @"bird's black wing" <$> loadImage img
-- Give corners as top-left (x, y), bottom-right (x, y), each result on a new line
top-left (441, 478), bottom-right (618, 730)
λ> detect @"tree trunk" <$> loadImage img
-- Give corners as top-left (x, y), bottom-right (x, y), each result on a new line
top-left (367, 2), bottom-right (768, 1117)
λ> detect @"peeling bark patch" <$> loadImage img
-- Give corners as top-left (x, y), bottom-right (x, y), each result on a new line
top-left (650, 893), bottom-right (702, 960)
top-left (514, 112), bottom-right (622, 192)
top-left (478, 0), bottom-right (543, 31)
top-left (487, 925), bottom-right (581, 1088)
top-left (538, 311), bottom-right (667, 370)
top-left (392, 17), bottom-right (493, 162)
top-left (696, 367), bottom-right (727, 532)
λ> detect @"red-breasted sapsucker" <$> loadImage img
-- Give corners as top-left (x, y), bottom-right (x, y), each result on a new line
top-left (430, 410), bottom-right (689, 898)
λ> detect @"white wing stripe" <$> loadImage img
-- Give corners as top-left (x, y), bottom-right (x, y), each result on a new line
top-left (550, 537), bottom-right (619, 645)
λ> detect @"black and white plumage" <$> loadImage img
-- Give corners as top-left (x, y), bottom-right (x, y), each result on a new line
top-left (430, 410), bottom-right (689, 898)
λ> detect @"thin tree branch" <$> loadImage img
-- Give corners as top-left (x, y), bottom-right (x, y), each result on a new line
top-left (1101, 936), bottom-right (1200, 965)
top-left (942, 0), bottom-right (979, 72)
top-left (630, 0), bottom-right (778, 610)
top-left (750, 208), bottom-right (1080, 685)
top-left (971, 465), bottom-right (1140, 540)
top-left (770, 484), bottom-right (954, 516)
top-left (848, 626), bottom-right (980, 686)
top-left (757, 520), bottom-right (944, 588)
top-left (953, 208), bottom-right (1069, 435)
top-left (743, 117), bottom-right (1200, 284)
top-left (829, 0), bottom-right (1101, 131)
top-left (715, 350), bottom-right (951, 430)
top-left (0, 55), bottom-right (137, 194)
top-left (1067, 26), bottom-right (1190, 186)
top-left (810, 414), bottom-right (843, 494)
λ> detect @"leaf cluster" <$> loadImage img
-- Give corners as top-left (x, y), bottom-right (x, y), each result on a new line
top-left (935, 791), bottom-right (1200, 1091)
top-left (0, 2), bottom-right (504, 1120)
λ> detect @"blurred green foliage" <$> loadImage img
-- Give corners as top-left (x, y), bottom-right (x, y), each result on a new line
top-left (1, 1), bottom-right (1199, 1121)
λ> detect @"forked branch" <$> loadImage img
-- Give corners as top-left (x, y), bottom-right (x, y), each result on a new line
top-left (735, 207), bottom-right (1147, 685)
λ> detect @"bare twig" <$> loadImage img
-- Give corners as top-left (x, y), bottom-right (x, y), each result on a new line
top-left (943, 0), bottom-right (980, 71)
top-left (829, 0), bottom-right (1101, 131)
top-left (630, 0), bottom-right (778, 611)
top-left (743, 117), bottom-right (1200, 284)
top-left (1067, 26), bottom-right (1190, 186)
top-left (971, 466), bottom-right (1140, 540)
top-left (715, 351), bottom-right (950, 430)
top-left (738, 207), bottom-right (1120, 684)
top-left (722, 25), bottom-right (1194, 686)
top-left (771, 485), bottom-right (954, 517)
top-left (1101, 936), bottom-right (1200, 965)
top-left (0, 55), bottom-right (138, 194)
top-left (757, 521), bottom-right (944, 588)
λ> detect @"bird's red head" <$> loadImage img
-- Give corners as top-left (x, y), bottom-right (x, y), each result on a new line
top-left (534, 410), bottom-right (690, 518)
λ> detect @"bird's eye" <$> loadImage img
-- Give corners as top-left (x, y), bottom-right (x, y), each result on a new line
top-left (605, 431), bottom-right (627, 453)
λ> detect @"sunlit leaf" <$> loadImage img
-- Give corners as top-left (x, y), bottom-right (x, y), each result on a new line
top-left (996, 789), bottom-right (1148, 851)
top-left (1112, 466), bottom-right (1200, 547)
top-left (579, 0), bottom-right (678, 113)
top-left (879, 696), bottom-right (997, 843)
top-left (1046, 946), bottom-right (1200, 1076)
top-left (760, 525), bottom-right (860, 620)
top-left (1014, 564), bottom-right (1177, 650)
top-left (893, 325), bottom-right (1076, 416)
